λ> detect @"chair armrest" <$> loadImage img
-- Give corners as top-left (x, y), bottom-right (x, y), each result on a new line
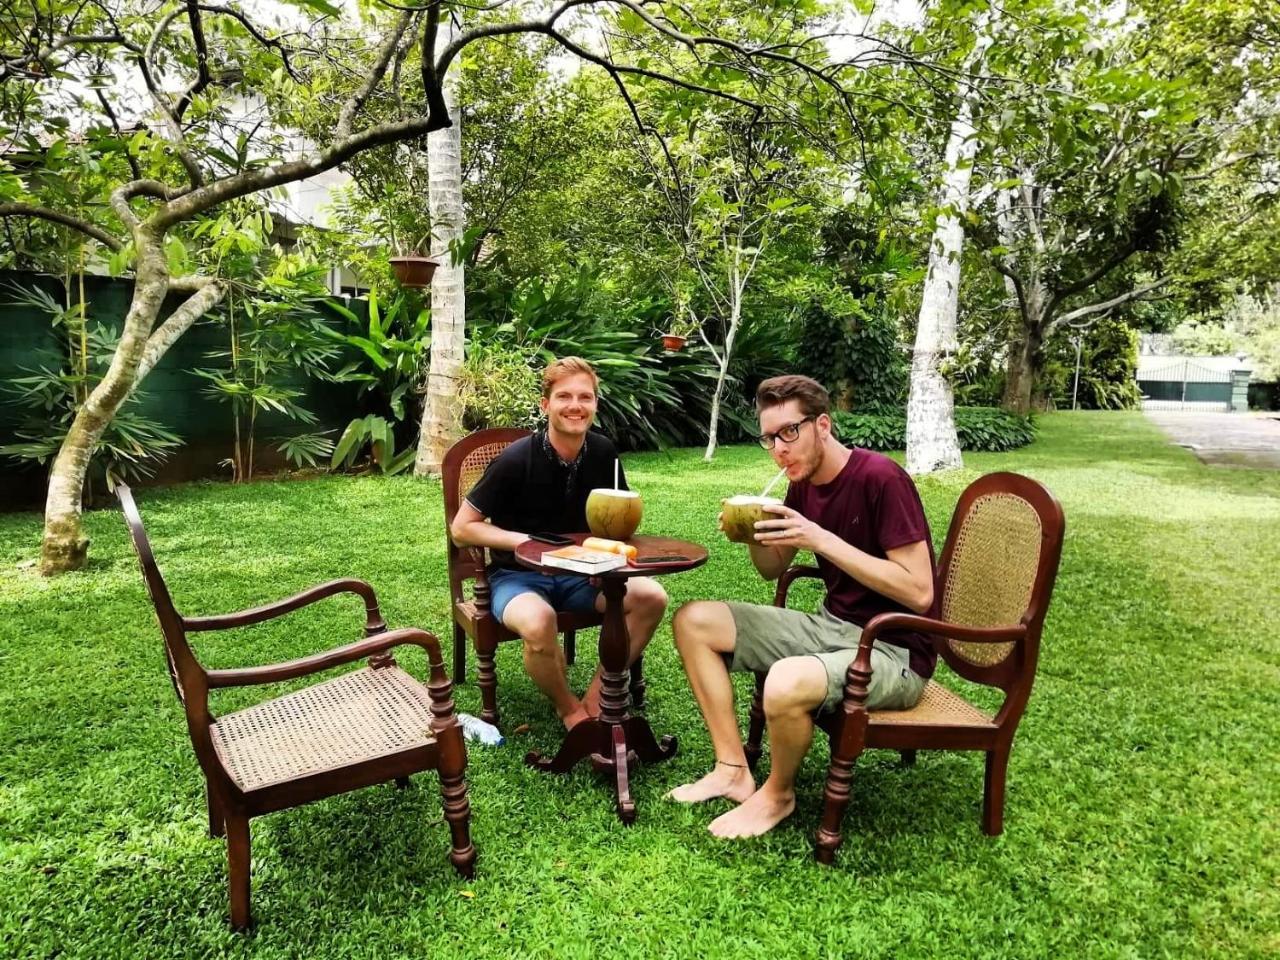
top-left (206, 627), bottom-right (444, 689)
top-left (184, 578), bottom-right (386, 635)
top-left (848, 612), bottom-right (1027, 685)
top-left (859, 612), bottom-right (1027, 651)
top-left (773, 565), bottom-right (823, 608)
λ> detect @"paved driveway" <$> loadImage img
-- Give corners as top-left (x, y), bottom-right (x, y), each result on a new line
top-left (1144, 411), bottom-right (1280, 468)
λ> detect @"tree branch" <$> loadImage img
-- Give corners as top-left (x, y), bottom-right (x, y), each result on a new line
top-left (337, 11), bottom-right (414, 141)
top-left (1048, 242), bottom-right (1136, 307)
top-left (138, 7), bottom-right (205, 187)
top-left (1054, 277), bottom-right (1171, 327)
top-left (0, 203), bottom-right (122, 251)
top-left (136, 279), bottom-right (227, 382)
top-left (153, 115), bottom-right (446, 231)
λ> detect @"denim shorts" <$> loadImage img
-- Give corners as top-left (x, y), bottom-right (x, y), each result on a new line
top-left (487, 567), bottom-right (602, 623)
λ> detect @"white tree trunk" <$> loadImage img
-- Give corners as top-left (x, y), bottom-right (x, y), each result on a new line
top-left (415, 23), bottom-right (466, 477)
top-left (703, 309), bottom-right (739, 461)
top-left (703, 248), bottom-right (747, 462)
top-left (905, 27), bottom-right (993, 476)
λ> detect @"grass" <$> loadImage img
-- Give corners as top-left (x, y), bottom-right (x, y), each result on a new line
top-left (1, 412), bottom-right (1277, 959)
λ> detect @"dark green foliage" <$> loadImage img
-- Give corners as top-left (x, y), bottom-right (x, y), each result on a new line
top-left (321, 291), bottom-right (428, 471)
top-left (466, 263), bottom-right (762, 450)
top-left (832, 406), bottom-right (1036, 452)
top-left (1046, 315), bottom-right (1143, 410)
top-left (0, 283), bottom-right (182, 493)
top-left (795, 296), bottom-right (911, 411)
top-left (796, 216), bottom-right (914, 411)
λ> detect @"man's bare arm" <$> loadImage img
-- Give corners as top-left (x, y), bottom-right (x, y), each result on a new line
top-left (819, 539), bottom-right (935, 614)
top-left (754, 505), bottom-right (935, 613)
top-left (450, 499), bottom-right (529, 552)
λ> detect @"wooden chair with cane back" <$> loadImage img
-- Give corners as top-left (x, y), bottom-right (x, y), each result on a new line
top-left (744, 471), bottom-right (1065, 863)
top-left (443, 428), bottom-right (645, 728)
top-left (117, 484), bottom-right (476, 929)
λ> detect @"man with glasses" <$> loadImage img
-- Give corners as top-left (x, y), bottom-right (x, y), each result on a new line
top-left (669, 375), bottom-right (937, 839)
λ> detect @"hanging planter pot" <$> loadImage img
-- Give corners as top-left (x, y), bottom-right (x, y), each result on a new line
top-left (660, 334), bottom-right (688, 351)
top-left (389, 255), bottom-right (439, 288)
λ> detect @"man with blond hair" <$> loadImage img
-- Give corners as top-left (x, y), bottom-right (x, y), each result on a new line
top-left (670, 374), bottom-right (937, 838)
top-left (451, 357), bottom-right (667, 730)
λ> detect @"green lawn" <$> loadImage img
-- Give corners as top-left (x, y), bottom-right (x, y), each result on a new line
top-left (2, 412), bottom-right (1277, 959)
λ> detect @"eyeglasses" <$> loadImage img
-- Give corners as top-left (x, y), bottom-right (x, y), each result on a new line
top-left (757, 415), bottom-right (816, 449)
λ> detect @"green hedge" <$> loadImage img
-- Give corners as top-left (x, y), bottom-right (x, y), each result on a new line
top-left (831, 406), bottom-right (1036, 452)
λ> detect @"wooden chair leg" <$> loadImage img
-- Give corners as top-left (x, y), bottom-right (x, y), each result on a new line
top-left (206, 782), bottom-right (225, 839)
top-left (814, 749), bottom-right (861, 865)
top-left (744, 673), bottom-right (766, 771)
top-left (629, 654), bottom-right (645, 711)
top-left (477, 643), bottom-right (499, 727)
top-left (440, 769), bottom-right (477, 879)
top-left (814, 705), bottom-right (868, 865)
top-left (983, 747), bottom-right (1009, 836)
top-left (564, 629), bottom-right (576, 666)
top-left (452, 624), bottom-right (467, 685)
top-left (226, 814), bottom-right (251, 930)
top-left (900, 749), bottom-right (917, 767)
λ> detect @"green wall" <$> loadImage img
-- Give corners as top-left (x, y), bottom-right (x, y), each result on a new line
top-left (0, 269), bottom-right (367, 509)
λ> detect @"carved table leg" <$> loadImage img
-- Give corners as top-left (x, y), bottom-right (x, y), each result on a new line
top-left (612, 724), bottom-right (636, 824)
top-left (524, 575), bottom-right (677, 823)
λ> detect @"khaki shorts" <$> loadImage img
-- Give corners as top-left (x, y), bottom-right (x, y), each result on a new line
top-left (725, 602), bottom-right (926, 713)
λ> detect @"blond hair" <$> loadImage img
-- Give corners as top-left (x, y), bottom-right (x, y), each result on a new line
top-left (542, 356), bottom-right (599, 398)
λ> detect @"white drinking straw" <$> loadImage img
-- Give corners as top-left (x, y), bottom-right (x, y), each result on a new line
top-left (614, 458), bottom-right (620, 490)
top-left (760, 466), bottom-right (787, 499)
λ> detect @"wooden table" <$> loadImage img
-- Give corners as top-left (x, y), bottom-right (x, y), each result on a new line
top-left (515, 533), bottom-right (707, 824)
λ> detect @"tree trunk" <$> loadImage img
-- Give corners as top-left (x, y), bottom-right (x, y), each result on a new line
top-left (40, 236), bottom-right (169, 573)
top-left (905, 86), bottom-right (986, 474)
top-left (1002, 328), bottom-right (1043, 415)
top-left (415, 24), bottom-right (465, 478)
top-left (704, 293), bottom-right (742, 462)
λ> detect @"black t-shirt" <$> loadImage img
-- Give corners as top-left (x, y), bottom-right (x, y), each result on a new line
top-left (463, 429), bottom-right (628, 569)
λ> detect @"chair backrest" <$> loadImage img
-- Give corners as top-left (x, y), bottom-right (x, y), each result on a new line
top-left (116, 484), bottom-right (206, 708)
top-left (934, 472), bottom-right (1065, 696)
top-left (441, 428), bottom-right (531, 605)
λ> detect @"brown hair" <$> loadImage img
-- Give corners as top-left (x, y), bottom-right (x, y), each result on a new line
top-left (755, 375), bottom-right (830, 417)
top-left (542, 356), bottom-right (599, 398)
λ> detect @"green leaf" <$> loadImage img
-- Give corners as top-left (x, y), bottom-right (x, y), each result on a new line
top-left (331, 418), bottom-right (367, 469)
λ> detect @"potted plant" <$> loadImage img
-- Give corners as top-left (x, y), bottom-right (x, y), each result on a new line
top-left (388, 230), bottom-right (438, 288)
top-left (660, 293), bottom-right (699, 350)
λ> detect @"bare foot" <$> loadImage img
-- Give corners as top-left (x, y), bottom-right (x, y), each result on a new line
top-left (561, 705), bottom-right (591, 731)
top-left (708, 786), bottom-right (795, 838)
top-left (666, 763), bottom-right (755, 804)
top-left (581, 693), bottom-right (601, 718)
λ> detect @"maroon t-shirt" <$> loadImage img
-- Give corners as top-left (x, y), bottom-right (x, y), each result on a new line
top-left (784, 448), bottom-right (938, 678)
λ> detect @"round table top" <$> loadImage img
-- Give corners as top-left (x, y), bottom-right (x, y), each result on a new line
top-left (515, 533), bottom-right (708, 579)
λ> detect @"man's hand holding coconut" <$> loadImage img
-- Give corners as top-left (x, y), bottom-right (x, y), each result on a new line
top-left (670, 375), bottom-right (938, 840)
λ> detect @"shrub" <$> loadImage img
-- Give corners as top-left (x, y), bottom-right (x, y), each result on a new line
top-left (831, 406), bottom-right (1035, 453)
top-left (458, 340), bottom-right (543, 431)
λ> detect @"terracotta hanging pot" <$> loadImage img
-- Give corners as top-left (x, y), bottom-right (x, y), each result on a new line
top-left (389, 255), bottom-right (439, 288)
top-left (660, 334), bottom-right (688, 351)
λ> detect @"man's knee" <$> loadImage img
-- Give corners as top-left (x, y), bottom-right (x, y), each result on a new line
top-left (505, 597), bottom-right (559, 655)
top-left (673, 600), bottom-right (730, 653)
top-left (763, 657), bottom-right (826, 717)
top-left (626, 577), bottom-right (668, 619)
